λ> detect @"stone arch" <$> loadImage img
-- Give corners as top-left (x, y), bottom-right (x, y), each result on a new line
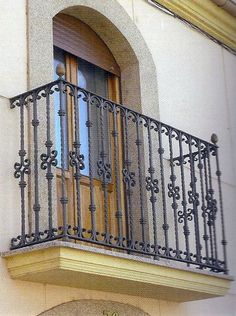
top-left (27, 0), bottom-right (159, 117)
top-left (38, 299), bottom-right (151, 316)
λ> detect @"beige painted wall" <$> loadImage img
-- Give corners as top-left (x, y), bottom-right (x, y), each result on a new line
top-left (0, 0), bottom-right (27, 97)
top-left (0, 0), bottom-right (27, 249)
top-left (0, 0), bottom-right (236, 315)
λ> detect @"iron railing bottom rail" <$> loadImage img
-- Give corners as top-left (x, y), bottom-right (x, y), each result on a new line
top-left (10, 226), bottom-right (226, 273)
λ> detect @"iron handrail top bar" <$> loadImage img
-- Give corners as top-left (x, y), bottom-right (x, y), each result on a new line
top-left (172, 148), bottom-right (207, 162)
top-left (9, 78), bottom-right (218, 149)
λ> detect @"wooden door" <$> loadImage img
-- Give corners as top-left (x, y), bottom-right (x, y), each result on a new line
top-left (54, 48), bottom-right (125, 241)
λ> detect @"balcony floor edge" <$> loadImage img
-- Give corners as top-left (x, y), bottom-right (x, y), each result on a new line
top-left (2, 241), bottom-right (232, 302)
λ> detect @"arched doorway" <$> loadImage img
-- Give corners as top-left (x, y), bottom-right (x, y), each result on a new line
top-left (27, 0), bottom-right (159, 117)
top-left (38, 300), bottom-right (151, 316)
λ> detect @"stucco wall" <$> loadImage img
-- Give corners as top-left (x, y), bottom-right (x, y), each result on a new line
top-left (0, 0), bottom-right (236, 315)
top-left (0, 0), bottom-right (27, 98)
top-left (0, 0), bottom-right (27, 249)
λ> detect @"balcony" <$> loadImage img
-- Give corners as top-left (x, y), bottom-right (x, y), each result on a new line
top-left (3, 70), bottom-right (231, 301)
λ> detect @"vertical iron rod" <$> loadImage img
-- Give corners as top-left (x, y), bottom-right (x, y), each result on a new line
top-left (123, 110), bottom-right (135, 249)
top-left (203, 152), bottom-right (214, 263)
top-left (99, 100), bottom-right (110, 240)
top-left (147, 120), bottom-right (158, 257)
top-left (113, 106), bottom-right (123, 245)
top-left (86, 93), bottom-right (97, 240)
top-left (178, 133), bottom-right (190, 260)
top-left (73, 87), bottom-right (83, 236)
top-left (158, 123), bottom-right (169, 255)
top-left (136, 116), bottom-right (146, 248)
top-left (168, 129), bottom-right (180, 257)
top-left (58, 79), bottom-right (68, 237)
top-left (19, 101), bottom-right (27, 245)
top-left (45, 89), bottom-right (53, 235)
top-left (188, 136), bottom-right (201, 263)
top-left (197, 143), bottom-right (209, 265)
top-left (206, 144), bottom-right (218, 266)
top-left (32, 92), bottom-right (40, 240)
top-left (214, 145), bottom-right (228, 273)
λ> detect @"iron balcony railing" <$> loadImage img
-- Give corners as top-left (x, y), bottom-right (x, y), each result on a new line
top-left (10, 71), bottom-right (227, 274)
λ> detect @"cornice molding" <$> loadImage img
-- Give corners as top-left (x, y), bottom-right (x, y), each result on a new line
top-left (152, 0), bottom-right (236, 51)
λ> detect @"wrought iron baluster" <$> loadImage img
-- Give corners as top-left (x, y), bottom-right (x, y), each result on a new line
top-left (86, 93), bottom-right (97, 240)
top-left (211, 134), bottom-right (228, 273)
top-left (188, 136), bottom-right (201, 263)
top-left (123, 110), bottom-right (135, 249)
top-left (69, 87), bottom-right (85, 237)
top-left (58, 76), bottom-right (68, 237)
top-left (20, 102), bottom-right (28, 244)
top-left (168, 129), bottom-right (180, 258)
top-left (158, 123), bottom-right (169, 255)
top-left (146, 119), bottom-right (159, 258)
top-left (32, 91), bottom-right (40, 241)
top-left (203, 150), bottom-right (214, 264)
top-left (197, 142), bottom-right (210, 266)
top-left (178, 132), bottom-right (190, 261)
top-left (136, 115), bottom-right (147, 250)
top-left (12, 99), bottom-right (30, 247)
top-left (97, 99), bottom-right (112, 243)
top-left (40, 88), bottom-right (58, 237)
top-left (112, 106), bottom-right (123, 246)
top-left (206, 143), bottom-right (218, 267)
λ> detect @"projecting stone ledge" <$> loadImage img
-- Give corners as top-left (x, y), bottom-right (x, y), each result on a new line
top-left (2, 241), bottom-right (232, 302)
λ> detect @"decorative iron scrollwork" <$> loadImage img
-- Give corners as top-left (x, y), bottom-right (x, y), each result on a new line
top-left (187, 179), bottom-right (200, 216)
top-left (102, 232), bottom-right (113, 245)
top-left (97, 159), bottom-right (111, 183)
top-left (178, 208), bottom-right (193, 224)
top-left (123, 169), bottom-right (136, 187)
top-left (14, 159), bottom-right (31, 178)
top-left (188, 189), bottom-right (199, 207)
top-left (146, 176), bottom-right (159, 194)
top-left (69, 151), bottom-right (85, 170)
top-left (175, 156), bottom-right (188, 166)
top-left (167, 183), bottom-right (180, 200)
top-left (40, 150), bottom-right (58, 170)
top-left (205, 189), bottom-right (217, 224)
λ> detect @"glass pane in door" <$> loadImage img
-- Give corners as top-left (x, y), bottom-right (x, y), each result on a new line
top-left (53, 48), bottom-right (110, 178)
top-left (77, 58), bottom-right (110, 177)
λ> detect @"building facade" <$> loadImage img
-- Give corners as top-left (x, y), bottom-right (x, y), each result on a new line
top-left (0, 0), bottom-right (236, 315)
